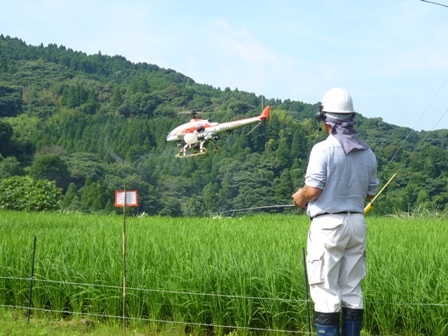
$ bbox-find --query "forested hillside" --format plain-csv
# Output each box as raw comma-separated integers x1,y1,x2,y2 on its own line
0,35,447,216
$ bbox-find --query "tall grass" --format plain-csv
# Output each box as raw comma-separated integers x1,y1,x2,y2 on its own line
0,211,310,334
363,217,448,335
1,210,448,335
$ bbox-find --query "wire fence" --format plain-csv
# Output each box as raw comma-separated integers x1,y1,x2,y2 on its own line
2,274,448,335
3,221,448,336
0,275,312,335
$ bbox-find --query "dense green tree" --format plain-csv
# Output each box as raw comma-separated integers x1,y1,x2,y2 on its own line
119,92,160,117
423,157,437,178
0,83,23,116
276,137,290,168
0,55,7,72
182,195,205,216
275,169,294,200
0,155,23,178
144,185,163,215
0,120,14,154
61,182,77,207
203,182,220,212
290,125,308,161
110,86,123,109
79,178,114,212
158,197,182,216
61,83,88,108
29,155,71,191
64,152,107,188
0,120,34,164
82,89,99,114
0,35,447,216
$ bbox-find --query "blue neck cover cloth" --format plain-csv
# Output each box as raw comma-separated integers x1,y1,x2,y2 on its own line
324,116,369,154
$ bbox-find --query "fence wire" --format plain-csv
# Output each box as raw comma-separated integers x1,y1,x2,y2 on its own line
0,274,312,335
2,275,448,308
0,304,313,335
2,274,448,335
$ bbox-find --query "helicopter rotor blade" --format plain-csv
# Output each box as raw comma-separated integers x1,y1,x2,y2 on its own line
176,104,218,115
177,110,203,115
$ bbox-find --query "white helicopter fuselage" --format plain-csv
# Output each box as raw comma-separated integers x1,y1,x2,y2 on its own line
167,106,270,143
166,116,261,142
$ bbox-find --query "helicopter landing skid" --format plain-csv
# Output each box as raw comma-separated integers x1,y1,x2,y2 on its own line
175,141,218,158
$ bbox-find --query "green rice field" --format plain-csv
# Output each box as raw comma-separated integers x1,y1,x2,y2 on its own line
1,210,448,335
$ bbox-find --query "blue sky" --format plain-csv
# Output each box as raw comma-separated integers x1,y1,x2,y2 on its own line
2,0,448,131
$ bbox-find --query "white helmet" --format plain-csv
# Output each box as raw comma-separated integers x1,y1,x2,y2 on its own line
321,87,355,114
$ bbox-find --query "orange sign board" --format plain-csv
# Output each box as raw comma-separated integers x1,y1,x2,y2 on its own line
115,190,138,207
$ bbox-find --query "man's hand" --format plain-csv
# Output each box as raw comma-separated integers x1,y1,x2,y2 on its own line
292,185,322,208
292,188,307,208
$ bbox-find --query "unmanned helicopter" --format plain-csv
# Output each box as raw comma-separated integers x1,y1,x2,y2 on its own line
167,105,271,158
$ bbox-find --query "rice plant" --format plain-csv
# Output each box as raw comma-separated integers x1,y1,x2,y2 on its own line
1,210,448,335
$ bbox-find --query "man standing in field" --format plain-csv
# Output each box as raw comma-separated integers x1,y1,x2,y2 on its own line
292,88,379,336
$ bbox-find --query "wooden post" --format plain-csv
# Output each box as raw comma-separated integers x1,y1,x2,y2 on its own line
122,184,127,330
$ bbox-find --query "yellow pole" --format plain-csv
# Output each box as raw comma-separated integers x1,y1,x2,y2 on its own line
364,173,397,215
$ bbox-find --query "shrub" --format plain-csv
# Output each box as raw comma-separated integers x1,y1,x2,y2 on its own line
0,176,61,211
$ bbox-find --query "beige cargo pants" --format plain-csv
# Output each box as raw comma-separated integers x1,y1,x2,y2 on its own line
306,212,367,313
